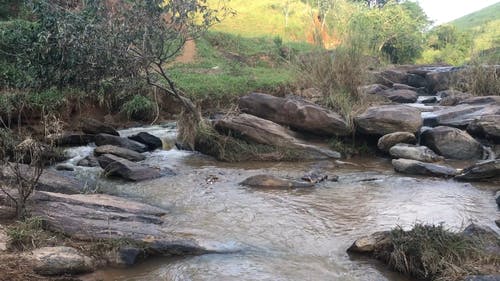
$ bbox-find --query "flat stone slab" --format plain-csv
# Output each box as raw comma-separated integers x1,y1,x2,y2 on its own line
240,174,314,189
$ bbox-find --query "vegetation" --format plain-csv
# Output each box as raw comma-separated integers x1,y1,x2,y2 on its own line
375,224,500,281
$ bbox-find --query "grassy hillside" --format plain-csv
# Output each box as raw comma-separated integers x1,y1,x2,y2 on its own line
450,2,500,31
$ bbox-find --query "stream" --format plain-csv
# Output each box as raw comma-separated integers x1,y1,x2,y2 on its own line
60,125,498,281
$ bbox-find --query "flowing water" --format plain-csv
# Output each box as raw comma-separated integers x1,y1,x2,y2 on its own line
60,126,499,281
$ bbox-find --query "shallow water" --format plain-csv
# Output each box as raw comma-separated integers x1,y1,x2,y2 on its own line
64,126,499,281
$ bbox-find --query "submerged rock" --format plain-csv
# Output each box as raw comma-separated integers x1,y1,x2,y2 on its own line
77,155,100,167
241,174,314,189
455,160,500,181
392,159,457,177
29,246,94,276
95,133,148,153
55,164,75,171
377,132,417,152
421,126,484,160
355,105,422,135
94,145,145,162
80,118,119,136
128,132,163,151
30,192,231,260
389,144,443,162
97,154,162,181
347,231,391,253
239,92,351,136
214,114,341,160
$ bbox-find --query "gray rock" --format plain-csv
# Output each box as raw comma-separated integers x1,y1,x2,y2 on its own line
29,246,94,276
392,159,457,177
389,144,443,162
359,84,388,95
496,191,500,207
97,154,161,181
355,105,423,135
407,73,427,88
375,69,408,86
421,126,484,160
437,90,471,106
107,247,143,266
240,174,314,189
0,226,10,251
1,164,84,194
459,96,500,105
377,132,417,152
239,93,351,137
378,89,418,103
95,133,148,153
462,223,500,255
94,145,145,162
76,155,100,167
128,132,163,151
55,164,75,171
467,115,500,142
464,275,500,281
423,104,500,128
29,192,232,258
455,160,500,181
48,133,96,146
80,118,119,136
347,231,391,253
213,114,341,160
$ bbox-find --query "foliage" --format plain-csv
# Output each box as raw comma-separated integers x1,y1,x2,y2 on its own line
5,216,50,250
120,95,155,121
419,24,473,65
377,224,500,281
457,63,500,96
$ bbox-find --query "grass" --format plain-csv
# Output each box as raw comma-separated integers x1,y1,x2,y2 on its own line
375,224,500,281
169,32,316,106
450,2,500,32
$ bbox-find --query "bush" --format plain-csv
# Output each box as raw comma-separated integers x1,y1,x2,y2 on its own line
120,95,155,121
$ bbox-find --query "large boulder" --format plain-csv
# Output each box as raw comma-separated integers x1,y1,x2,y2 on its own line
29,192,233,259
377,132,417,152
214,114,341,160
29,246,94,276
389,144,443,162
238,93,351,136
94,145,145,162
95,133,148,153
240,174,314,189
421,126,484,160
467,115,500,142
437,90,471,106
459,96,500,106
128,132,163,151
355,105,422,135
425,67,463,94
375,69,408,86
76,155,100,167
392,159,457,177
423,104,500,128
347,231,391,253
97,154,162,181
378,89,418,103
48,133,96,146
80,118,119,136
455,160,500,181
1,164,84,194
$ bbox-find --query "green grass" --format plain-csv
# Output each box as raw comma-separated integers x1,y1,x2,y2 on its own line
169,32,316,104
450,2,500,31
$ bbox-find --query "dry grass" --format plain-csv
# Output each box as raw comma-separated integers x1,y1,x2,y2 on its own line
453,63,500,96
376,224,500,281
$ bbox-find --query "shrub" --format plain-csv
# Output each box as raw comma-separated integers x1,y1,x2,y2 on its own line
120,95,155,121
462,63,500,96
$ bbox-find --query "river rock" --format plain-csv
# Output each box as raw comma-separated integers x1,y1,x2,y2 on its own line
214,114,341,160
389,144,443,162
423,104,500,128
378,89,418,103
455,160,500,181
347,231,391,253
94,145,145,162
30,191,231,259
95,133,148,153
80,118,119,136
241,175,314,188
128,132,163,151
421,126,483,160
407,73,427,88
1,164,84,194
425,68,463,94
467,115,500,142
55,163,75,171
77,155,100,167
355,105,422,135
459,96,500,106
48,133,96,146
97,154,161,181
359,84,388,95
377,132,417,152
29,246,94,276
375,69,408,86
392,159,457,177
462,223,500,255
438,90,471,106
496,191,500,207
239,93,351,136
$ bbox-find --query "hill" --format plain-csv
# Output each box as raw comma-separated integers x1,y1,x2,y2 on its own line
450,2,500,31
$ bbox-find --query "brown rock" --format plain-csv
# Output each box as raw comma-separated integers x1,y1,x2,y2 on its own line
355,105,423,135
421,126,484,160
377,132,417,152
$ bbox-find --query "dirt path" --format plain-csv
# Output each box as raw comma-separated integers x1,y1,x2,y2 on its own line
174,40,197,64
